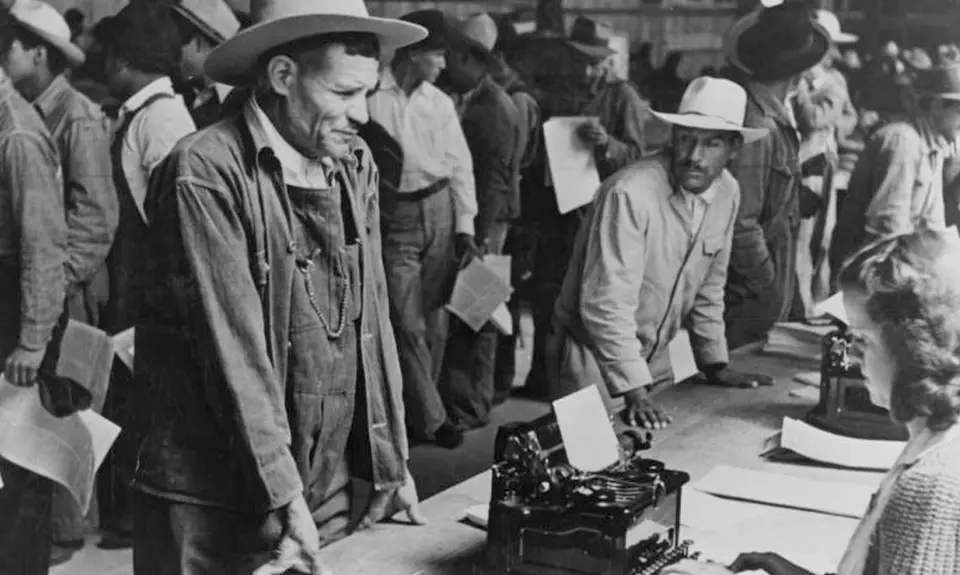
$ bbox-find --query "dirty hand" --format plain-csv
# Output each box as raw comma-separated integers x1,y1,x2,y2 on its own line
4,346,45,387
357,467,428,531
729,552,815,575
621,388,672,430
577,119,609,147
254,495,329,575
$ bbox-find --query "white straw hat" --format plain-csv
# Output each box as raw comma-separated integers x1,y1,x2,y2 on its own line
814,10,858,44
205,0,427,86
649,77,768,143
10,0,85,67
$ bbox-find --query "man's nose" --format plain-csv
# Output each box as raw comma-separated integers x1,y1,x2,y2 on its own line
350,98,370,126
688,142,706,162
438,55,447,71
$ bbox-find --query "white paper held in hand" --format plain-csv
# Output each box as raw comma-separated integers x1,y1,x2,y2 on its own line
543,117,601,214
552,386,620,472
668,329,698,383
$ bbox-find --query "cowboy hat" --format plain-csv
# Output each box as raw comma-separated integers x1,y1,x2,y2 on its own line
814,10,857,44
650,76,768,144
723,2,830,81
9,0,85,67
914,65,960,101
462,13,497,52
205,0,428,86
171,0,241,45
568,16,615,62
397,10,451,53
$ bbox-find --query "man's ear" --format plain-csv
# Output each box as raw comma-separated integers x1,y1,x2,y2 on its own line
265,54,298,97
727,135,744,164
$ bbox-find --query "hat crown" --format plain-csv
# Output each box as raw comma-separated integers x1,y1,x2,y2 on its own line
251,0,371,24
570,16,610,48
11,0,71,44
814,9,842,38
916,65,960,97
676,77,747,127
463,13,497,51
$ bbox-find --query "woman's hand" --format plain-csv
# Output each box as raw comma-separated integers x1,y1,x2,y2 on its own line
729,552,816,575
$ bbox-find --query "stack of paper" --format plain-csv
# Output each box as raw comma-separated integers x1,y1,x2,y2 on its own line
763,322,833,361
764,418,904,470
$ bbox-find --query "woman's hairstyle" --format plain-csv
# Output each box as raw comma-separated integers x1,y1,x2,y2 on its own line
838,228,960,431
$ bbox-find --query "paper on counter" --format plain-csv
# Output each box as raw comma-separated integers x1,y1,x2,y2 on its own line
781,417,903,470
446,258,512,332
464,503,489,528
812,292,848,325
680,490,769,532
789,386,820,401
0,378,119,513
668,329,699,383
793,371,820,387
553,386,620,472
543,117,601,214
113,327,135,372
692,465,876,519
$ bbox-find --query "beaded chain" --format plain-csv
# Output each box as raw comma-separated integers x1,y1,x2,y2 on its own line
297,257,348,339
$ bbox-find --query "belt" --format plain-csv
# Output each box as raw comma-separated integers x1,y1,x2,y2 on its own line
397,178,450,202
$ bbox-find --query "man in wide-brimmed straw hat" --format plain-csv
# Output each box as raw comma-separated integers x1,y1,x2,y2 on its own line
548,77,772,432
831,65,960,284
721,1,830,353
133,1,429,573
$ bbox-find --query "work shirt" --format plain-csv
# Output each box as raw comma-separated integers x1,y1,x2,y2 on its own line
117,76,195,222
33,74,117,287
553,153,738,396
133,96,408,512
831,119,952,271
368,69,477,234
0,75,66,352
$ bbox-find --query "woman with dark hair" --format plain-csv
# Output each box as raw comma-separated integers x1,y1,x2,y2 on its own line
666,227,960,575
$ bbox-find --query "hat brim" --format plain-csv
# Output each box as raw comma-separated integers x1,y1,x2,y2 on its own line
568,40,615,62
16,21,85,67
650,110,768,144
205,14,427,86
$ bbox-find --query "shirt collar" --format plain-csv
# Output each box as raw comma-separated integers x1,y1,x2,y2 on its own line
213,82,233,103
914,116,955,158
33,74,70,118
245,95,334,187
121,76,175,115
680,185,717,206
746,81,794,128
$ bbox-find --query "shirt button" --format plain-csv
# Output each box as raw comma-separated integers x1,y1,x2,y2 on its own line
362,332,374,341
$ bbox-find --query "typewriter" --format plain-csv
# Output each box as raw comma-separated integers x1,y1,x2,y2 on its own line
806,325,908,441
480,413,694,575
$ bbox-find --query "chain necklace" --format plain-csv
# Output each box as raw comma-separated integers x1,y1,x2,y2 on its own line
297,256,348,339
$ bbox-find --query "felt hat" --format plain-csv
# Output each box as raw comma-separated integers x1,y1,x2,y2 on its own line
462,13,497,52
397,10,452,53
814,10,857,44
10,0,85,67
567,16,615,62
171,0,241,45
649,76,768,144
446,14,498,63
723,2,830,82
914,65,960,101
205,0,428,86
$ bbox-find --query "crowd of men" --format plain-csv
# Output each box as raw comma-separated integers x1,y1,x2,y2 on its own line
1,0,960,573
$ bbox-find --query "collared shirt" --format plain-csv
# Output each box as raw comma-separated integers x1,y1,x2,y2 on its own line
368,68,478,234
248,97,331,188
34,74,118,287
679,185,716,236
118,76,196,222
553,153,739,396
0,74,66,351
193,82,233,112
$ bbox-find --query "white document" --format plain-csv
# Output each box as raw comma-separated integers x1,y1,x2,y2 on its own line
680,490,769,532
113,327,135,371
0,378,120,513
543,117,601,214
464,503,489,528
781,417,904,471
552,386,620,472
692,465,876,519
668,329,699,383
789,386,820,401
812,292,848,325
446,258,512,332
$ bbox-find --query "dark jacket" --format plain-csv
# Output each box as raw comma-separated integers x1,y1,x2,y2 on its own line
584,75,648,179
132,100,409,513
460,75,523,241
724,82,802,349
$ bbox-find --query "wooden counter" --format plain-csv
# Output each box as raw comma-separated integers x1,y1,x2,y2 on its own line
319,351,883,575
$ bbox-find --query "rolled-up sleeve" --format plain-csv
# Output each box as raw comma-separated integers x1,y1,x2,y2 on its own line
63,118,118,286
1,131,67,351
686,193,738,367
171,177,302,510
579,185,651,395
